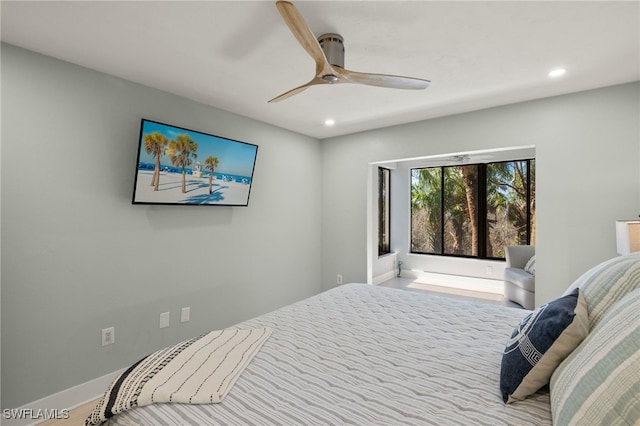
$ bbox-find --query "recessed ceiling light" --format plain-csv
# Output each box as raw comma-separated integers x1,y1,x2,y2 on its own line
548,68,567,78
324,119,335,126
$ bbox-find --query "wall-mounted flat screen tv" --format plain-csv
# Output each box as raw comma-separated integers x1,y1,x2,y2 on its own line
132,119,258,206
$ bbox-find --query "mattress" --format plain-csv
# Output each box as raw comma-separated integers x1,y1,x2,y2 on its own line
107,284,552,425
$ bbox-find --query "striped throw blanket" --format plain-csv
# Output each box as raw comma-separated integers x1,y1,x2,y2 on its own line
85,328,272,425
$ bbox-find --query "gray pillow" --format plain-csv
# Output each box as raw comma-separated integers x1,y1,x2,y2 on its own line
524,255,536,276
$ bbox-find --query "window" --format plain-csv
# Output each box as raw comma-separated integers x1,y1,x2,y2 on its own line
444,165,478,256
486,160,536,258
411,159,535,259
378,167,391,256
410,167,442,253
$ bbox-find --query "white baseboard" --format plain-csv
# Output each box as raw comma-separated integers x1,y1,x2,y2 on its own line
372,269,397,285
2,369,124,426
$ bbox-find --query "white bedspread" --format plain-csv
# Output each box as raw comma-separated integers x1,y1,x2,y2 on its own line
109,284,552,425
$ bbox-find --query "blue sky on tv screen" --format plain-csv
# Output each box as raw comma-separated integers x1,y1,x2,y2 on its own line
138,120,258,177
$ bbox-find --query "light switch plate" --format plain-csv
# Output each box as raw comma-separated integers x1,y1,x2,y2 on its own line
181,307,190,323
159,312,170,329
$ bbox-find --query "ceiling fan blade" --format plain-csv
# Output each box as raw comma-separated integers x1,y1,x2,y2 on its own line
271,1,431,102
268,78,326,103
339,68,430,90
276,1,330,74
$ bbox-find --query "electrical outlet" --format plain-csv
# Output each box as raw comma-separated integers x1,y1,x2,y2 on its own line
337,274,343,285
181,307,190,323
159,312,170,329
101,327,115,346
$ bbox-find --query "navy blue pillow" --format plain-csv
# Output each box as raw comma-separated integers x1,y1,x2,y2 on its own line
500,288,588,403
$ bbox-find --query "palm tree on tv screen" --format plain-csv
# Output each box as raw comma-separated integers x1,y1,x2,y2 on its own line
168,134,198,193
143,132,168,191
204,156,219,195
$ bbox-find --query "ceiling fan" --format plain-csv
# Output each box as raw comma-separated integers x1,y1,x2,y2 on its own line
269,0,431,103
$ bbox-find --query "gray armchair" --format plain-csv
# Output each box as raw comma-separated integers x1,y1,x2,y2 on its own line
504,245,535,309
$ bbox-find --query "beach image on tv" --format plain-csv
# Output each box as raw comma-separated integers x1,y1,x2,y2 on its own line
132,119,258,206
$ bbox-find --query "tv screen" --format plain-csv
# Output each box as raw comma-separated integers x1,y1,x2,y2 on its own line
132,119,258,206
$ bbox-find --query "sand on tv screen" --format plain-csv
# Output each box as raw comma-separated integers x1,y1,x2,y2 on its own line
132,119,258,206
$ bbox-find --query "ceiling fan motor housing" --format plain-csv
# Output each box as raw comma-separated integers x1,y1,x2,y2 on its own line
318,33,345,68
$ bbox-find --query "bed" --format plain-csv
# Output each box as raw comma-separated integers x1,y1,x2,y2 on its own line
89,254,640,425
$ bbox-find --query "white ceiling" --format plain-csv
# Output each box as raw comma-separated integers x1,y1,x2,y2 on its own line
2,1,639,139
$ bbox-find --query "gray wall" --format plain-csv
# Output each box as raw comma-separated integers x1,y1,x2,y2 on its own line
1,44,322,408
321,83,640,305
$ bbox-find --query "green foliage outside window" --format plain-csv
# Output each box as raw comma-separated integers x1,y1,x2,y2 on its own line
411,160,535,259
